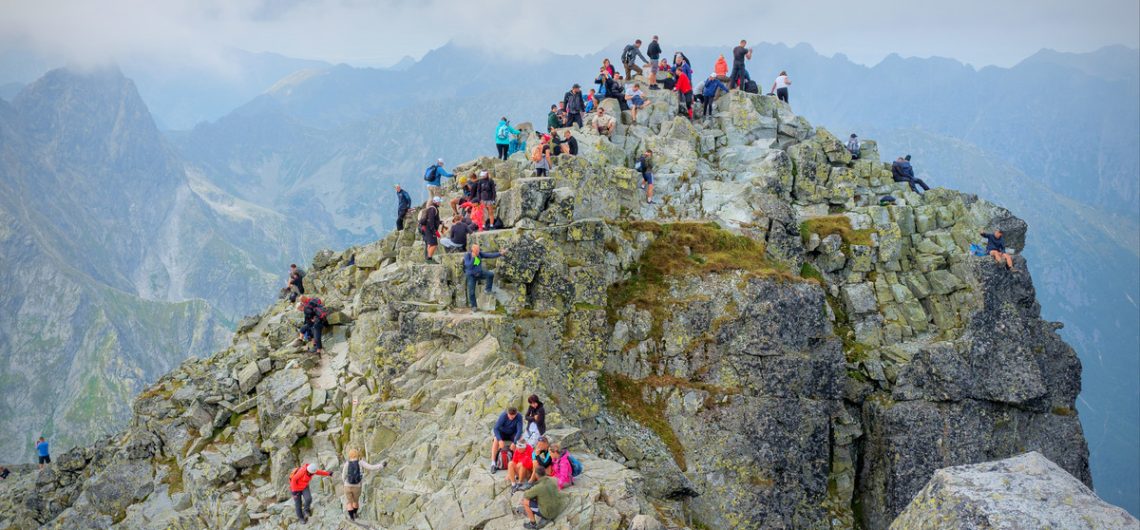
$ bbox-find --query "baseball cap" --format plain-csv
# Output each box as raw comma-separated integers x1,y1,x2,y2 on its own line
478,170,488,177
437,158,444,164
306,463,318,473
432,196,442,204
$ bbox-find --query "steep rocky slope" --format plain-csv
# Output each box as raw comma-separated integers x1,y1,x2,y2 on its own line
0,90,1093,529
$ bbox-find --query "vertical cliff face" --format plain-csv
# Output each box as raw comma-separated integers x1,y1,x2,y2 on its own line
0,89,1092,529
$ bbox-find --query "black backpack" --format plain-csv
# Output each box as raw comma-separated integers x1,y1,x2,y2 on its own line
744,80,759,94
346,461,362,485
622,46,636,65
306,298,329,321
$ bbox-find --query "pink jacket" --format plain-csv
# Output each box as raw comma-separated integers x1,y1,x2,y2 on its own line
550,452,573,489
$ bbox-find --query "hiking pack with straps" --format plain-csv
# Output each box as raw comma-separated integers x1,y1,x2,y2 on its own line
622,46,637,65
305,298,328,321
423,164,440,182
567,453,583,476
346,461,362,485
496,123,509,141
634,157,645,172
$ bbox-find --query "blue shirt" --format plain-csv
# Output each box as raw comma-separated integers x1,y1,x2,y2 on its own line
463,251,501,277
36,441,49,457
493,412,523,441
426,165,455,186
703,79,729,98
981,233,1006,253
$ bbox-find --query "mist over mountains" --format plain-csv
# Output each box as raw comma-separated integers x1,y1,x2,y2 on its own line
1,41,1137,515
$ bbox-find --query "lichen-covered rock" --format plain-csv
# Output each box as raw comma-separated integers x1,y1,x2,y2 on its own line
890,452,1138,529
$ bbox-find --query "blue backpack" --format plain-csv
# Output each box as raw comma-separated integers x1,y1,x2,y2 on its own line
567,454,583,477
423,165,440,182
970,243,986,257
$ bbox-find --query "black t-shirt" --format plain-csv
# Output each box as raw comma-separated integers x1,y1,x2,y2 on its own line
733,46,748,64
449,222,474,248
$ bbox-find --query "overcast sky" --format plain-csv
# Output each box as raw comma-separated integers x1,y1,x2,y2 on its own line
2,0,1138,70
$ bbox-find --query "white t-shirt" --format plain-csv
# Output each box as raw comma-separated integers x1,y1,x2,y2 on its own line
774,75,790,89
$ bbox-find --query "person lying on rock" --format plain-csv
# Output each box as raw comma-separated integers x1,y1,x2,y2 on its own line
491,407,523,473
465,243,507,312
520,465,565,529
980,229,1017,272
590,107,616,138
342,448,385,522
290,463,332,524
891,155,930,194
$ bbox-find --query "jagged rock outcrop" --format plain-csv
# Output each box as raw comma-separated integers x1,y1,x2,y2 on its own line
0,85,1098,529
891,452,1138,529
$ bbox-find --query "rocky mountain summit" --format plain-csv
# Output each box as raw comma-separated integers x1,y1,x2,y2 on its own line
0,89,1104,529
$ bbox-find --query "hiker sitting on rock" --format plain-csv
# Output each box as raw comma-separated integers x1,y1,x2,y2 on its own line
546,105,562,133
624,83,649,125
520,465,565,529
590,107,616,138
527,439,554,486
980,229,1017,272
548,443,573,489
290,463,332,524
284,263,305,303
584,89,597,113
508,423,542,492
553,129,578,156
450,175,478,216
297,296,329,355
465,243,506,312
891,155,930,194
342,448,385,522
491,407,524,473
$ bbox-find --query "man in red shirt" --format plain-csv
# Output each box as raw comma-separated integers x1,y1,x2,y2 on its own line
290,463,332,524
674,70,693,120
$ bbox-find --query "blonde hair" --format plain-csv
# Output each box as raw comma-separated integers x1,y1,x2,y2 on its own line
347,448,360,460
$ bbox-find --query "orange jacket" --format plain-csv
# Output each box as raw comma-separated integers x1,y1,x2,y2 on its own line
715,56,728,77
290,465,331,492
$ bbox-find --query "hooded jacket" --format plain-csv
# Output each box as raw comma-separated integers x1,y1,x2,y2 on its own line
495,120,520,145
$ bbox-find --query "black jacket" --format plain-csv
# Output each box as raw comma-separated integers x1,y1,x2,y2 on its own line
563,91,584,114
647,40,661,60
563,136,578,155
477,178,497,202
421,205,440,234
449,221,475,249
396,189,412,210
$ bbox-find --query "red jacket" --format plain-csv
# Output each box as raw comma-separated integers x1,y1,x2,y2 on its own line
290,465,331,492
675,72,692,94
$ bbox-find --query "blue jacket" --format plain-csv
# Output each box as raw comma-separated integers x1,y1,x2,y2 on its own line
426,165,455,186
900,160,915,179
493,411,523,441
981,232,1006,253
36,441,49,457
703,79,728,98
495,120,520,145
396,189,411,210
464,251,501,277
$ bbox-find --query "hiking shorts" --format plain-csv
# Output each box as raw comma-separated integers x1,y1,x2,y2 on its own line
529,498,542,516
482,199,496,206
512,451,534,470
631,95,645,107
38,455,51,464
423,231,439,246
642,172,654,185
343,484,362,506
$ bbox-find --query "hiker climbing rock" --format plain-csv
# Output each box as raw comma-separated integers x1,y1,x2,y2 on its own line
342,449,385,522
423,159,454,201
35,437,50,469
892,155,930,194
494,117,520,160
395,184,412,231
981,229,1017,272
636,149,656,204
621,39,650,81
770,70,791,103
441,214,474,252
283,263,305,303
290,463,332,524
420,197,442,262
701,74,729,120
520,465,564,529
730,40,752,89
674,69,693,120
646,36,662,89
465,243,506,312
490,407,523,472
297,296,329,354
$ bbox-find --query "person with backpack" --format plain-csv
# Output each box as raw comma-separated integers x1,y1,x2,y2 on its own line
672,51,693,82
341,448,385,522
35,437,50,469
395,184,412,231
621,39,649,81
770,70,791,103
423,159,454,201
464,243,506,311
533,135,553,176
847,134,861,160
290,463,332,524
562,85,585,128
525,394,547,435
674,69,693,121
491,407,524,473
646,35,662,90
730,40,753,89
547,443,573,489
495,117,520,160
701,73,729,120
419,196,442,262
980,229,1017,272
298,296,329,354
520,465,565,529
891,155,930,194
635,149,655,204
475,170,498,230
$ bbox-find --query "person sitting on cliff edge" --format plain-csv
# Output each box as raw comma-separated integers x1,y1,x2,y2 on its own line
980,229,1017,272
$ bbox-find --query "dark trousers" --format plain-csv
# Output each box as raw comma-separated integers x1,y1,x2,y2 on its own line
624,62,643,80
729,63,746,88
496,144,509,160
566,112,583,128
702,94,715,117
396,207,408,230
894,176,930,193
466,272,494,308
776,87,789,103
292,487,312,520
301,320,325,350
678,92,692,117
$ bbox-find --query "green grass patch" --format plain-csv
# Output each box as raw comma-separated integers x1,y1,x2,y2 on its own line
800,215,874,247
599,372,687,471
294,435,314,450
799,262,824,283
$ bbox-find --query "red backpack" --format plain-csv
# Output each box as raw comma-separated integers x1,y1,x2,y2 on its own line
305,298,329,321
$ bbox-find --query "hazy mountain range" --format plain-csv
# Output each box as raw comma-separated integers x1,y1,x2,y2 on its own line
1,41,1136,515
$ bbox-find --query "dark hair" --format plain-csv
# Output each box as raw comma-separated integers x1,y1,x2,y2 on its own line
508,407,518,415
535,465,547,477
635,39,641,45
905,154,912,161
290,264,297,268
528,394,541,405
550,105,556,110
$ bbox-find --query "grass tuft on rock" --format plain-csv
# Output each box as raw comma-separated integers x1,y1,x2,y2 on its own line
800,215,874,247
599,372,687,471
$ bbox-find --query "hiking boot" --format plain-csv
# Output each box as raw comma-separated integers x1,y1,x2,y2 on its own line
523,522,539,529
520,481,536,491
535,518,549,529
646,199,655,204
490,462,498,473
649,85,659,90
638,182,646,190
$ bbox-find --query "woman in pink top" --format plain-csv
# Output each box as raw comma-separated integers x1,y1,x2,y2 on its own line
548,443,573,489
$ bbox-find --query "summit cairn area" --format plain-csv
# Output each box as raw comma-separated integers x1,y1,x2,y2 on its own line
0,62,1100,529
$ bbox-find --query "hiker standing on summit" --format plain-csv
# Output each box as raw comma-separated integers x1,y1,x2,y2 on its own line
420,197,443,262
494,117,520,160
622,39,650,81
646,36,662,89
562,84,585,128
395,184,412,231
423,159,454,201
35,437,50,470
730,40,752,89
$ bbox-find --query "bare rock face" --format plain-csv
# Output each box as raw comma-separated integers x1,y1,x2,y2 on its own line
891,452,1139,530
